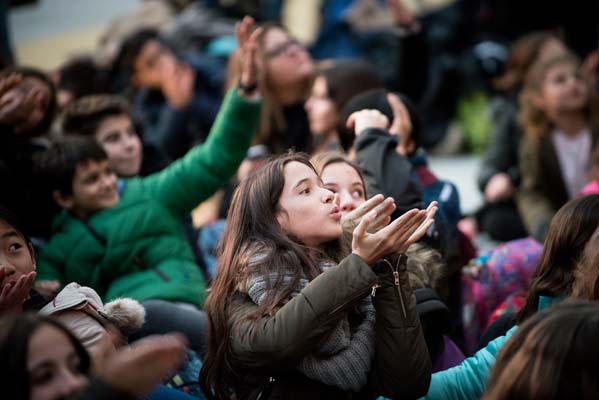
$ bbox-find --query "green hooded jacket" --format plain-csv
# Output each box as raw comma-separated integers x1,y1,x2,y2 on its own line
36,89,261,307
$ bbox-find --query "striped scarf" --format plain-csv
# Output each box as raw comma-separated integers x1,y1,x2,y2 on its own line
245,257,375,391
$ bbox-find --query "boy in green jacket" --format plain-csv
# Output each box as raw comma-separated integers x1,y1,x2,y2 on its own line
34,16,263,353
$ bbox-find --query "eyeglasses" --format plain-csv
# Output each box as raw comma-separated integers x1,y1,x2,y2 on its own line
264,38,304,59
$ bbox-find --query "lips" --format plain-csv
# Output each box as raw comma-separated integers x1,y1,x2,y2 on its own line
329,206,342,220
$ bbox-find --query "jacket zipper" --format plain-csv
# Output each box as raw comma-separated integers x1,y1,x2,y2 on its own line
383,259,407,319
371,283,380,297
329,284,374,316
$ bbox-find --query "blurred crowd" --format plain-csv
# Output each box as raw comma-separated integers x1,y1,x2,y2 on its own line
0,0,598,399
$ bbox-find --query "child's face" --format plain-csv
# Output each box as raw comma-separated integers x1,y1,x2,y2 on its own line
539,62,588,115
58,159,119,219
95,114,142,178
276,161,343,247
28,324,88,400
321,162,366,216
0,220,35,289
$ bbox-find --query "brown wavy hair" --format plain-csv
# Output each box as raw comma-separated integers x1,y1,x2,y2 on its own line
199,152,349,399
571,225,599,301
517,195,599,323
494,31,562,93
484,301,599,400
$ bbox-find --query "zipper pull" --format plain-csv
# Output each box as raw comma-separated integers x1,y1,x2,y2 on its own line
371,283,380,297
393,270,400,287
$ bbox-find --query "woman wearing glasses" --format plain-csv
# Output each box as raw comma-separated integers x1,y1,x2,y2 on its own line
227,17,315,153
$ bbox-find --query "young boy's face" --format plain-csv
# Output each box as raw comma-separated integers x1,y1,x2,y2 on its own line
58,159,120,219
95,114,142,178
0,220,35,289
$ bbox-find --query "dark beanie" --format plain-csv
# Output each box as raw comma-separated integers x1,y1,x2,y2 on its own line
339,89,422,152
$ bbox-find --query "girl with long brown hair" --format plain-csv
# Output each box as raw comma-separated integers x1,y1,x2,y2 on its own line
475,31,568,242
227,21,314,153
484,225,599,399
419,194,599,400
517,52,599,241
200,147,436,399
482,301,599,400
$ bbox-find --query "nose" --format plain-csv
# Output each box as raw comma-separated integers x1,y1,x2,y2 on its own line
124,133,137,151
339,190,356,212
101,171,117,188
0,261,16,276
322,188,334,204
58,370,87,396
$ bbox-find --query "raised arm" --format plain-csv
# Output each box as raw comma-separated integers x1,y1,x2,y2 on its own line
141,18,263,217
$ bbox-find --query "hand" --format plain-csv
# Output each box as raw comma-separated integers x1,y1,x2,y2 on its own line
352,202,437,265
100,333,187,396
34,279,61,298
236,16,262,96
387,93,415,156
0,268,36,313
484,173,515,202
346,109,389,137
160,60,195,109
0,73,32,125
341,194,396,233
386,0,420,31
400,201,438,253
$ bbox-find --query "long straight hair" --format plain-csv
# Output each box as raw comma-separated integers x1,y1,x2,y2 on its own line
571,225,599,301
517,195,599,322
226,23,312,151
200,152,349,399
484,301,599,400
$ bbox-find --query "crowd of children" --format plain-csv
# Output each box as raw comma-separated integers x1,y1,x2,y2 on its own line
0,1,598,399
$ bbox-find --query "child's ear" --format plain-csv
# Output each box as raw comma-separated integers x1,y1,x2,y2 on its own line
275,209,288,232
53,190,74,210
27,242,36,271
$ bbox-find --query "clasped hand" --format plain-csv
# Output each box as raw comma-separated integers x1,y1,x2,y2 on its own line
351,200,438,266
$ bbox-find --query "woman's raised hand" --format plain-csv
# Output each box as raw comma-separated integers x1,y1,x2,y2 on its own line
341,194,396,233
236,16,262,97
352,201,438,266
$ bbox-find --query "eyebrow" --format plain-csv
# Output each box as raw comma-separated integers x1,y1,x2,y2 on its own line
292,178,310,190
1,230,21,240
30,361,53,372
